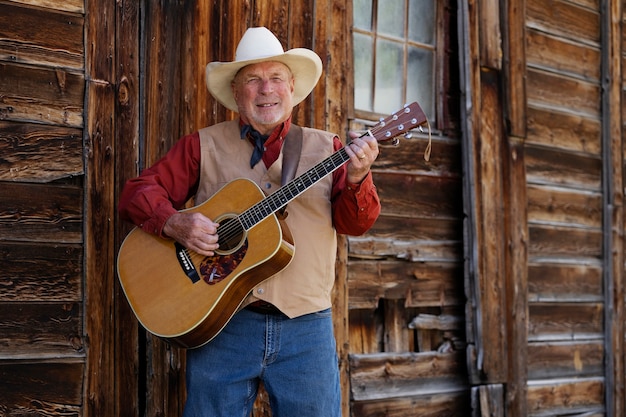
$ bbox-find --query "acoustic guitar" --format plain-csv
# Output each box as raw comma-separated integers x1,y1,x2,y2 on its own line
117,101,428,348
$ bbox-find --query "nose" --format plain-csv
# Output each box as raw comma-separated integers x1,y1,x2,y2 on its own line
259,78,273,94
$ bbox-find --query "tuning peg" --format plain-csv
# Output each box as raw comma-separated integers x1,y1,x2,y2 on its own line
418,126,424,133
404,132,412,139
391,137,400,146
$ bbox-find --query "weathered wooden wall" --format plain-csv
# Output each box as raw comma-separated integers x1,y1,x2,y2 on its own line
3,0,626,416
461,0,625,416
523,0,622,414
0,0,86,415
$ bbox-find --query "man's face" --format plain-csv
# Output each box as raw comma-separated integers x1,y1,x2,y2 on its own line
232,61,295,135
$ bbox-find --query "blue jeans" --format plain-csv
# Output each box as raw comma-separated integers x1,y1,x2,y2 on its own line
183,307,341,417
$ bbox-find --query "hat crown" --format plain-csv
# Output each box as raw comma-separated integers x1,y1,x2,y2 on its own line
235,27,285,62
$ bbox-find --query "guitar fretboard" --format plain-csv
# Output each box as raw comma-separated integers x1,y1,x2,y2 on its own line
239,147,351,230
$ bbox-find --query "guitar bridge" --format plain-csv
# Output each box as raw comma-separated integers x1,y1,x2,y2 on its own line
174,242,201,283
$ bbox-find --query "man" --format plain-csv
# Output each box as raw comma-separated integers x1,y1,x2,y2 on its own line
119,27,380,417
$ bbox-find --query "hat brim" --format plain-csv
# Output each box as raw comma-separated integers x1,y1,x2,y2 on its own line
206,48,322,112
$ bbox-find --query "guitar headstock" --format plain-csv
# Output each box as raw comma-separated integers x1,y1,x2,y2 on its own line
367,102,428,143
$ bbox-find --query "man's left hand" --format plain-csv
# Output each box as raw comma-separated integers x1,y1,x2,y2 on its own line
345,131,380,183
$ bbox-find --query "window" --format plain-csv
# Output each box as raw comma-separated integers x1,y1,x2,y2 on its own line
353,0,444,126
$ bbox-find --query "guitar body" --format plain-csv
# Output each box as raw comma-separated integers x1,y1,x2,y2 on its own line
117,178,294,348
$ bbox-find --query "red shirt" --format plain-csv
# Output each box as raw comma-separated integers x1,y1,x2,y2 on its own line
119,121,381,237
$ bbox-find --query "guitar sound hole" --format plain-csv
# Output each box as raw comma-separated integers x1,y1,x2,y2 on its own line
216,216,246,254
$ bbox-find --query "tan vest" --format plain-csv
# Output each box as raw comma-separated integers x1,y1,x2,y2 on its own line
196,120,337,318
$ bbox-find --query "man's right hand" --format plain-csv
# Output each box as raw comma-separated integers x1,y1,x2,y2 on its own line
163,212,220,256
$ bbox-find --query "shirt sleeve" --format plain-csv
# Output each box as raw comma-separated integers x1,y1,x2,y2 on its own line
118,132,201,237
331,137,381,236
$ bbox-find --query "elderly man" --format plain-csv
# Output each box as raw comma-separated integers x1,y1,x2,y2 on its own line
119,27,380,416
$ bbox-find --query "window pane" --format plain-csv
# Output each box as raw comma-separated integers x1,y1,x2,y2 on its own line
354,33,374,112
407,46,434,121
374,39,403,114
354,0,373,30
408,0,435,44
377,0,405,38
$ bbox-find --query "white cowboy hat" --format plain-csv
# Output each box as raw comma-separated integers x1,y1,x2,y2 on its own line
206,27,323,112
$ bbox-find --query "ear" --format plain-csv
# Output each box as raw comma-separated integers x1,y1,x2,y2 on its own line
231,82,239,103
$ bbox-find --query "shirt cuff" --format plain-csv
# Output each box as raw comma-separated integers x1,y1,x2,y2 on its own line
140,205,178,238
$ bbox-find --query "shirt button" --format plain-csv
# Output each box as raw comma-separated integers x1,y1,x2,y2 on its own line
257,288,264,294
265,183,272,189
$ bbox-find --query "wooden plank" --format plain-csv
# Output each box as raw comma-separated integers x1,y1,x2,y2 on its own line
528,225,602,258
459,0,484,381
471,65,508,383
526,29,601,82
0,361,84,415
604,0,625,414
114,0,143,416
0,121,83,182
527,184,602,227
349,351,468,401
525,144,602,190
528,262,603,302
351,390,470,417
503,137,529,417
5,0,84,13
0,182,82,243
473,384,505,417
0,62,84,127
142,1,185,165
0,0,84,69
527,378,604,415
373,172,462,218
84,0,116,414
0,302,83,358
503,0,527,137
349,308,383,354
526,105,601,155
383,299,411,352
479,0,501,70
527,68,601,118
347,260,463,309
0,242,82,302
526,0,600,45
362,215,462,241
349,234,461,261
373,136,461,175
527,340,604,379
528,302,603,341
179,0,213,133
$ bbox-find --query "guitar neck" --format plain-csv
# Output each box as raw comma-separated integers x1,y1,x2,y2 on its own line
230,101,427,232
239,147,350,230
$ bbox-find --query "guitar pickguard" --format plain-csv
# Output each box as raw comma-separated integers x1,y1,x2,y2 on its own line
198,240,248,285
